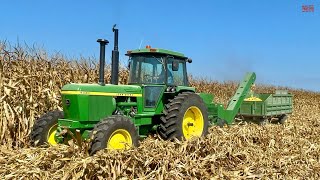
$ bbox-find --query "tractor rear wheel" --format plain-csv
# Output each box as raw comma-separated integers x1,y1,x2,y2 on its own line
158,92,209,140
30,110,64,146
89,115,139,155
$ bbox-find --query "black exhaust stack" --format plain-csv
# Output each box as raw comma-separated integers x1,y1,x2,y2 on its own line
97,39,109,85
111,24,119,85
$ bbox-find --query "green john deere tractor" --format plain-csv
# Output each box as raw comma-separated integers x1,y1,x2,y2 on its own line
30,25,293,155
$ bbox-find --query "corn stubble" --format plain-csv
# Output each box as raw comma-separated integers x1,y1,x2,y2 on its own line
0,43,320,179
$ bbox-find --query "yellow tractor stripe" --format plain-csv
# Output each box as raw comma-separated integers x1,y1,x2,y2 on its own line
61,91,142,97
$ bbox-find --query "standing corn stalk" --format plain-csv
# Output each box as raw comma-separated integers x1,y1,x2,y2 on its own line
0,43,6,146
0,46,3,146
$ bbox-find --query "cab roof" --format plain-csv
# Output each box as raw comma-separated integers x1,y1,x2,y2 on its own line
126,47,187,59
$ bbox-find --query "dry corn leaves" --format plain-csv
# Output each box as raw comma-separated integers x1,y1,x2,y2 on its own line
0,43,320,179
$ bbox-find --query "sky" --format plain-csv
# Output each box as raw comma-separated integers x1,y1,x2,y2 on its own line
0,0,319,91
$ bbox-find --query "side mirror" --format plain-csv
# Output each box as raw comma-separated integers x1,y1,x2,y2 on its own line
172,60,179,71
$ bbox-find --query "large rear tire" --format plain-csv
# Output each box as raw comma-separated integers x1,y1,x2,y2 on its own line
89,115,139,155
158,92,209,140
30,110,64,146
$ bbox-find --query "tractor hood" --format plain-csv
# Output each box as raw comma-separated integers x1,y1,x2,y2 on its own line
60,83,142,122
61,83,142,97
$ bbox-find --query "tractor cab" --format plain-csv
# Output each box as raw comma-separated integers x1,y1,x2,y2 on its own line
126,46,192,108
126,46,191,86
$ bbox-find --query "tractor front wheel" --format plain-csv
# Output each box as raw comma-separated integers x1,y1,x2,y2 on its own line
30,110,64,146
158,92,209,141
89,115,139,155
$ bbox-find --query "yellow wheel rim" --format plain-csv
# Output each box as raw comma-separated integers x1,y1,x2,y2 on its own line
47,124,58,146
182,106,204,140
107,129,132,150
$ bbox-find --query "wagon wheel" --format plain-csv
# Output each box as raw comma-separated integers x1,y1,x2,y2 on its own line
278,114,288,124
258,117,268,126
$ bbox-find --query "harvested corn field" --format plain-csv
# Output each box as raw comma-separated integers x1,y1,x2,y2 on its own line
1,44,320,179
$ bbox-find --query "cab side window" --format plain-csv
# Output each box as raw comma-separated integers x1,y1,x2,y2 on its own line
166,58,186,86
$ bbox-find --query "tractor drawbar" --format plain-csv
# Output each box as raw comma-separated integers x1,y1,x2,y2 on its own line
111,24,119,85
97,39,109,85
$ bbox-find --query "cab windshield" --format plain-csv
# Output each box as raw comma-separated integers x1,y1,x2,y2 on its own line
129,55,166,84
128,55,187,85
